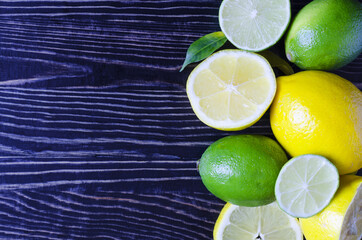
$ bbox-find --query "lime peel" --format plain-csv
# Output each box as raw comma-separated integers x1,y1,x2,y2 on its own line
199,134,288,207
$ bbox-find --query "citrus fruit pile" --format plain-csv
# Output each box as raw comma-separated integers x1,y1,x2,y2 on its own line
181,0,362,239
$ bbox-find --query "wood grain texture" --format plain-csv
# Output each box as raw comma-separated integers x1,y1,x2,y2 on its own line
0,0,361,239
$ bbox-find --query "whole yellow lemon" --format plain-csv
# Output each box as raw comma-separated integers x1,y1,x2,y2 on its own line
299,175,362,240
270,71,362,175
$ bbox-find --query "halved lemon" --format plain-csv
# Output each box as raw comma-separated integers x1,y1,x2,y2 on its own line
219,0,291,51
186,49,276,131
214,202,303,240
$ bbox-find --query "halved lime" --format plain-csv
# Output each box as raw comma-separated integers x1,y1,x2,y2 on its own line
275,154,340,218
219,0,291,51
214,202,303,240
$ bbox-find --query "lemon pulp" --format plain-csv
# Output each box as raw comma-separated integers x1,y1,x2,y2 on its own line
214,202,303,240
187,50,275,131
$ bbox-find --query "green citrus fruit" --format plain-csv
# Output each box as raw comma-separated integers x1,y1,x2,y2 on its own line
275,154,339,218
285,0,362,70
198,134,288,207
219,0,291,52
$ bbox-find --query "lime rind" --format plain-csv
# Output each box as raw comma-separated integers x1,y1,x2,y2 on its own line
275,154,340,218
219,0,291,51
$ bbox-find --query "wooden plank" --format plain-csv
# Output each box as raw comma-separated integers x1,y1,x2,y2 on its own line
0,83,273,157
0,0,360,79
0,81,273,239
0,0,220,73
0,162,223,239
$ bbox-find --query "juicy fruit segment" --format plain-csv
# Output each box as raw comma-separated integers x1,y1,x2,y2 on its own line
214,202,303,240
275,154,339,218
299,175,362,240
198,135,288,207
285,0,362,70
270,70,362,175
187,50,276,131
219,0,291,51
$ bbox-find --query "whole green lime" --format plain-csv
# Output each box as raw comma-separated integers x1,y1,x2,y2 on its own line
285,0,362,70
198,135,288,207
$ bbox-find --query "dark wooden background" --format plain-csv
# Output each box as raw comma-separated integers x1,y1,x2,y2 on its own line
0,0,360,239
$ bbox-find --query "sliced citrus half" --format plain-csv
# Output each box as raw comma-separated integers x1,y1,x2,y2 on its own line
214,202,303,240
275,154,340,218
186,49,276,131
219,0,291,51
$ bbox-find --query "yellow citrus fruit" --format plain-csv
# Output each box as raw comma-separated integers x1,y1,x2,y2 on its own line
299,175,362,240
270,70,362,175
214,201,303,240
186,49,276,131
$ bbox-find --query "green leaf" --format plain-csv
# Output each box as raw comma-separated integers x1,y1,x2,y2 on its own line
258,50,295,76
180,31,227,72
